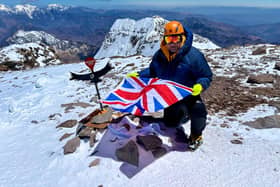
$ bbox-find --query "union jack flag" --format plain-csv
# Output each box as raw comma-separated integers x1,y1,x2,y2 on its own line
102,77,193,116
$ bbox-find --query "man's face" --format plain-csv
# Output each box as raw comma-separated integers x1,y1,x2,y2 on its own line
167,42,181,53
164,34,182,53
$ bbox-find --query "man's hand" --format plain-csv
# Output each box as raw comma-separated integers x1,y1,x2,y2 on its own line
126,72,139,78
192,83,203,96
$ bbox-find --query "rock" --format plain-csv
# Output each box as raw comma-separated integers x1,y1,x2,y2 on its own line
49,113,62,120
56,120,77,128
233,133,239,137
136,135,162,151
252,46,266,55
151,147,167,158
59,133,74,141
275,62,280,71
89,132,97,147
89,158,101,167
220,123,230,128
0,65,9,71
31,120,39,124
243,115,280,129
115,140,139,166
91,107,113,124
230,139,243,144
63,137,80,155
247,74,274,84
78,127,92,139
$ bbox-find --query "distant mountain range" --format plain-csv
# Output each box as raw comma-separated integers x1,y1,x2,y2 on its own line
0,4,278,49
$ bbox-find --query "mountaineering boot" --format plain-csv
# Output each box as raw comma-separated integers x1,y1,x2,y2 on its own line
187,134,203,151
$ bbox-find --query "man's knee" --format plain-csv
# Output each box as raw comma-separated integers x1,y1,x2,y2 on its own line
190,101,207,118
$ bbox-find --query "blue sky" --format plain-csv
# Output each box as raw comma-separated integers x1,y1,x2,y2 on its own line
1,0,280,8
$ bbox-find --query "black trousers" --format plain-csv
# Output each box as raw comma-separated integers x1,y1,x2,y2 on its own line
163,96,207,136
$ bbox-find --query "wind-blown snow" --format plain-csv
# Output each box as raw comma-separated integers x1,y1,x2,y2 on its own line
0,55,279,187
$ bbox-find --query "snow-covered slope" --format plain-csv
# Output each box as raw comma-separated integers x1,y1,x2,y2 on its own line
95,16,220,59
14,4,37,19
0,4,12,12
0,43,280,186
193,33,220,50
5,30,98,65
95,16,166,58
0,43,60,71
7,30,71,49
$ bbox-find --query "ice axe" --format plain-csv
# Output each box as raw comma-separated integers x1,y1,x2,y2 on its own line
85,57,103,110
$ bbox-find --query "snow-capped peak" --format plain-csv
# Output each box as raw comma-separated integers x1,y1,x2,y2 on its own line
95,16,220,59
47,4,69,11
0,4,12,12
95,16,167,58
14,4,37,19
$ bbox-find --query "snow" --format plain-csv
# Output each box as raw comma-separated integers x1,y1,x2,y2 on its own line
0,55,280,187
14,4,37,19
47,4,69,11
95,16,220,59
0,4,12,12
193,34,220,50
0,42,60,68
209,44,280,78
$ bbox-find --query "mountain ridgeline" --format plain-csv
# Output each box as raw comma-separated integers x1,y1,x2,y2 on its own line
0,4,274,49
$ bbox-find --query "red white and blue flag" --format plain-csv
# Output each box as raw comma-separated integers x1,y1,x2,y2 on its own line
102,77,193,116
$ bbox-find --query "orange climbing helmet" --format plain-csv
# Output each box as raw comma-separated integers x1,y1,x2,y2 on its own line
164,21,185,36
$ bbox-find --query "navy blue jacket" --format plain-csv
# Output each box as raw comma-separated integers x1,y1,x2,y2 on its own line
140,27,213,90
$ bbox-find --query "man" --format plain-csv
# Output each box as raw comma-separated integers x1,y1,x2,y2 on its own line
128,21,213,151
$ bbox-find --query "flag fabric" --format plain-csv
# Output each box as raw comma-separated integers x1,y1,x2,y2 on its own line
102,77,193,116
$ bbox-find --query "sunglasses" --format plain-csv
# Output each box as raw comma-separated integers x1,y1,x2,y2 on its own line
164,35,182,44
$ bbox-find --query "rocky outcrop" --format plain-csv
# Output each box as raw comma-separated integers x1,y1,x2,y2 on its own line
7,30,97,64
0,43,60,71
